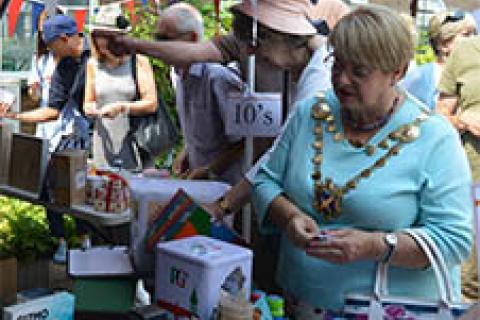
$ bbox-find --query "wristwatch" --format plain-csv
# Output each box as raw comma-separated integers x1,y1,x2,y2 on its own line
381,233,398,263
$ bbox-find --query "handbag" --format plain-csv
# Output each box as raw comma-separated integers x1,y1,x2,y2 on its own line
344,229,471,319
129,54,179,163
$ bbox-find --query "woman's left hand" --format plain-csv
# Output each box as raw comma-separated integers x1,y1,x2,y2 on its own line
305,229,381,264
101,102,128,118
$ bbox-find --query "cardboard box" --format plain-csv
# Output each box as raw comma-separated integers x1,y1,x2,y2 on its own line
50,149,87,206
3,291,74,320
0,123,13,185
155,236,252,320
8,133,48,195
129,178,231,274
68,247,136,313
0,257,17,306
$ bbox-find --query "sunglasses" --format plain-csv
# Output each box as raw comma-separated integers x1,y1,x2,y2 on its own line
441,10,465,25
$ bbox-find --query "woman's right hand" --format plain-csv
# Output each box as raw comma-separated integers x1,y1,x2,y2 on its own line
285,213,320,248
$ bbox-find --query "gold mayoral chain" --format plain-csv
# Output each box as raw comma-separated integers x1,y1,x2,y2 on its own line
311,92,430,221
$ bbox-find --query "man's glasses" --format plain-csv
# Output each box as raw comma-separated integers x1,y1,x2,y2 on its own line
442,10,465,25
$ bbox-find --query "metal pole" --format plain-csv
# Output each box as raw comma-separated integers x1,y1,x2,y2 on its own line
242,0,257,244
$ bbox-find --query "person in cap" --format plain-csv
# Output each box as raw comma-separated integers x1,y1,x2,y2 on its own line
157,3,245,185
84,3,157,170
401,10,476,110
253,5,472,316
0,14,92,263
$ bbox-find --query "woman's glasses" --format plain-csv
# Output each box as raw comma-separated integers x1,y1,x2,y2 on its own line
441,10,465,25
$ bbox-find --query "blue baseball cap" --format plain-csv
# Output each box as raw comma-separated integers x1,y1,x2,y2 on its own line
42,15,78,45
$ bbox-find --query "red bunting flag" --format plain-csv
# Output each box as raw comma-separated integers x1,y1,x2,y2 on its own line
8,0,25,37
74,8,88,32
123,0,136,26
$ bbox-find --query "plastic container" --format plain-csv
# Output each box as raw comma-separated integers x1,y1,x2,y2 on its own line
155,236,252,320
68,247,137,313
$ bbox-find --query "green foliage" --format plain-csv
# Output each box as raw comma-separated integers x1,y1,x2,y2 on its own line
0,196,53,261
414,30,436,65
0,196,82,261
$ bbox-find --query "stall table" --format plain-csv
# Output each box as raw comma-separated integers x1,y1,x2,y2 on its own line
0,184,131,243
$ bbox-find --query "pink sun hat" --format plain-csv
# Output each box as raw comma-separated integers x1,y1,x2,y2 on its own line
231,0,317,36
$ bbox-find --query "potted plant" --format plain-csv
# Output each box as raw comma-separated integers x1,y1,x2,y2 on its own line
0,196,54,292
0,205,17,306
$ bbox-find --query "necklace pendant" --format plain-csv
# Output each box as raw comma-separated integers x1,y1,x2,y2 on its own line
315,188,343,220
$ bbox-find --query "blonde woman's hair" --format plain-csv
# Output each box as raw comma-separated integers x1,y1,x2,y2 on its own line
429,11,477,55
328,4,414,73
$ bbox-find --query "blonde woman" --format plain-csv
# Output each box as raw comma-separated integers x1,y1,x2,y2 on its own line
84,21,157,170
402,10,476,110
253,5,472,317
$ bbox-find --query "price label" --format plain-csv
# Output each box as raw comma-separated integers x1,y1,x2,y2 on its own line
225,92,282,137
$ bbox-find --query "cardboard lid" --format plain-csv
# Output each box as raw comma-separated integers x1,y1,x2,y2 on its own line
129,178,230,203
68,246,135,278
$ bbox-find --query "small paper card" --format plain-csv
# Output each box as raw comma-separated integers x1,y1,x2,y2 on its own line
145,189,243,252
225,92,282,137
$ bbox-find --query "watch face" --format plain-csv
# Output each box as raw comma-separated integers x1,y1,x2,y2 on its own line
386,233,398,246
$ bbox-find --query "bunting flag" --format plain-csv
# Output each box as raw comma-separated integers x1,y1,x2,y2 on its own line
8,0,150,37
73,8,87,32
8,0,24,37
31,0,44,34
122,0,135,26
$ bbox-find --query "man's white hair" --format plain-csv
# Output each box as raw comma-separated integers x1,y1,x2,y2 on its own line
164,3,204,40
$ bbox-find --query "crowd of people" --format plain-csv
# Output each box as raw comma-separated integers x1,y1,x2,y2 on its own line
1,0,480,318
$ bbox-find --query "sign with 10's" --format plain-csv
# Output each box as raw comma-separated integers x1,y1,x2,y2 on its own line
225,92,282,137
